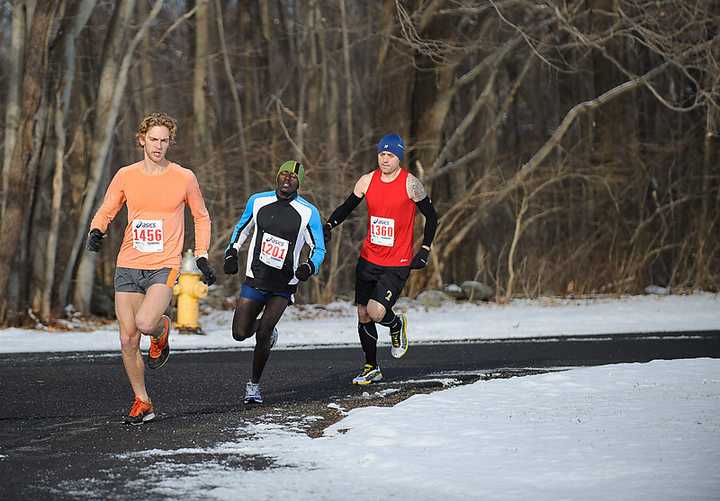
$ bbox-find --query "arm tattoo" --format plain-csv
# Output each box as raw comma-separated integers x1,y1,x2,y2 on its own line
407,175,427,202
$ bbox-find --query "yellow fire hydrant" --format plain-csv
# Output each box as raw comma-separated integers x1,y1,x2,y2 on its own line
173,250,209,334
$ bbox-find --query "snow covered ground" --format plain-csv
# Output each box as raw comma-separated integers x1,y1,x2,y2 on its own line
3,293,719,500
126,358,720,501
1,292,718,353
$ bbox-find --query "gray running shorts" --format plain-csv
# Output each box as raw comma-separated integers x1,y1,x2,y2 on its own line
114,267,178,294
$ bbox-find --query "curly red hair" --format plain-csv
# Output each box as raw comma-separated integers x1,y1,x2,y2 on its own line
136,112,177,147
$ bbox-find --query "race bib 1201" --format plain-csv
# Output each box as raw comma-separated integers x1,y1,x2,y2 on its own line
132,219,164,253
370,216,395,247
259,232,290,269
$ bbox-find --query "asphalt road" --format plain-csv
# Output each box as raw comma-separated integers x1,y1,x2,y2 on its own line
1,331,718,500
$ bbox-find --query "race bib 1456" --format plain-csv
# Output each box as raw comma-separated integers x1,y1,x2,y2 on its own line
132,219,164,253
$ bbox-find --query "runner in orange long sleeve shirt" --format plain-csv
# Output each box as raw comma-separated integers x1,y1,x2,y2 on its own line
87,112,215,425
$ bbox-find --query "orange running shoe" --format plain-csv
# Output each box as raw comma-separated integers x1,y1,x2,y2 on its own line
124,396,155,425
148,314,171,369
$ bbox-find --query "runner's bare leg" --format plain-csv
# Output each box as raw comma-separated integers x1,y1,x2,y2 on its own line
116,292,148,401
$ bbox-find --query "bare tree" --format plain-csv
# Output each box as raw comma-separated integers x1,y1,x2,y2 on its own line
0,0,718,325
39,0,97,322
1,0,26,217
61,0,163,314
0,1,62,323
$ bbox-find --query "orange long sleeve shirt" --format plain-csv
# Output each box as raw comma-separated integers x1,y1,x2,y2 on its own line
90,161,211,270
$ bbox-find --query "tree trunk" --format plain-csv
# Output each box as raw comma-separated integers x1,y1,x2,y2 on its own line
340,0,354,154
29,105,54,316
215,0,250,200
1,0,27,217
404,9,464,296
138,0,155,113
698,47,719,287
373,0,414,138
320,56,343,303
0,1,60,324
42,97,67,321
192,0,211,168
64,0,163,314
41,0,97,322
63,0,136,314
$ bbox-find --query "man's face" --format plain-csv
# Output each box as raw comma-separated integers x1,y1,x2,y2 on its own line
277,170,300,197
377,151,400,174
140,125,171,163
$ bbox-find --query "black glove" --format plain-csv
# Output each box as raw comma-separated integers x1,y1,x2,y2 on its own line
410,247,430,270
86,229,105,252
223,247,239,275
295,261,315,281
196,257,217,285
323,222,333,246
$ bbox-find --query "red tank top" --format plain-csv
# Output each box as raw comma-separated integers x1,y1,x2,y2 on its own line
360,169,416,266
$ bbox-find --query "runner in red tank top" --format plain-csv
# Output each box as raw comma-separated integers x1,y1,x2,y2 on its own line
360,168,416,267
324,134,438,384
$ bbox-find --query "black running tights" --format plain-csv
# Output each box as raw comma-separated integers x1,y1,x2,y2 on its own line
232,295,289,383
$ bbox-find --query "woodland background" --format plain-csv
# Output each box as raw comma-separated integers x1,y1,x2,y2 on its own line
0,0,718,326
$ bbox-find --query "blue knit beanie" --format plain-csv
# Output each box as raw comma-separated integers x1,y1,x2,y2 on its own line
376,134,405,161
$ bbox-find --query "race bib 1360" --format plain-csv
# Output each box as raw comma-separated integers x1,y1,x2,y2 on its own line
370,216,395,247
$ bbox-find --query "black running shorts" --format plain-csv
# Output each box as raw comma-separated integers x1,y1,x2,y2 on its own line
114,267,178,294
354,258,410,310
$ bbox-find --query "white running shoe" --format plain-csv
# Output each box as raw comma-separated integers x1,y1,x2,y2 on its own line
352,364,383,385
390,313,409,359
269,327,279,350
244,382,263,404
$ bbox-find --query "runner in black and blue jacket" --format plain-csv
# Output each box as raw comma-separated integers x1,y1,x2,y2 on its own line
223,160,325,404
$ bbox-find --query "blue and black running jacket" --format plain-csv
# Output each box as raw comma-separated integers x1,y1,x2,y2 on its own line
226,190,326,293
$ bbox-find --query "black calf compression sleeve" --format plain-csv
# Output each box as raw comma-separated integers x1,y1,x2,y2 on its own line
327,193,363,228
415,196,438,248
379,310,402,332
358,322,378,366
